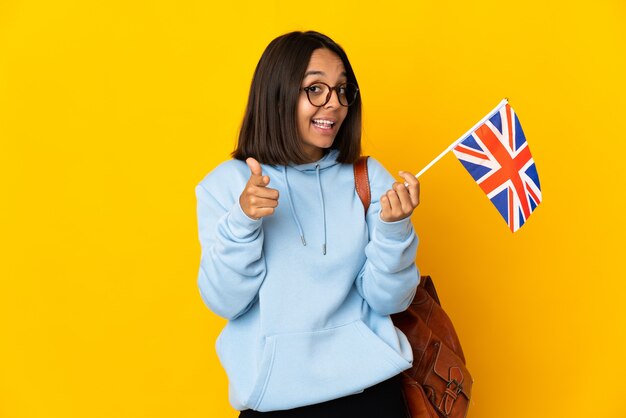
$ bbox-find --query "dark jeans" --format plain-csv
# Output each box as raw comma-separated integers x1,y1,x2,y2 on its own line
238,374,409,418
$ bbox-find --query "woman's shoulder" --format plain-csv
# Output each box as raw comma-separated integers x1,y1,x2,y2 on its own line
200,159,248,181
197,159,249,192
364,156,395,185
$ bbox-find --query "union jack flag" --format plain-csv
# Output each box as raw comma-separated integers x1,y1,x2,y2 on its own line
452,103,541,232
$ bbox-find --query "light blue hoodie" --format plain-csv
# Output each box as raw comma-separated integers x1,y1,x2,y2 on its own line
195,150,419,412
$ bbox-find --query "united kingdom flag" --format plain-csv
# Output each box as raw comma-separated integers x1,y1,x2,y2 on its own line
452,103,541,232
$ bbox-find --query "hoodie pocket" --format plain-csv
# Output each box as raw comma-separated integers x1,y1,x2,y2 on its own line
246,320,411,412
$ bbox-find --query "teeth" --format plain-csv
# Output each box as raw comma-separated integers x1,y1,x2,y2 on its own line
312,119,334,126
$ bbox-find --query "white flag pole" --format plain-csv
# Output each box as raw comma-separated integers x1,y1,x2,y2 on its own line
414,98,509,179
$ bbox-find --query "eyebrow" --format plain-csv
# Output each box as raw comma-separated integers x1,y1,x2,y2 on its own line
303,70,348,78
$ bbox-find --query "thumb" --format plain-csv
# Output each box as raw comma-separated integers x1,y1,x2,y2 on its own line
246,157,263,177
245,157,268,186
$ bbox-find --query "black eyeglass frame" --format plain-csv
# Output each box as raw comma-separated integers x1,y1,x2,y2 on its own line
301,82,359,107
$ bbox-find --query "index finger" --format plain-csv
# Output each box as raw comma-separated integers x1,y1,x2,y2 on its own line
249,174,270,187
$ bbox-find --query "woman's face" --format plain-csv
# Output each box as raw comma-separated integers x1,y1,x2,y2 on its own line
296,48,349,162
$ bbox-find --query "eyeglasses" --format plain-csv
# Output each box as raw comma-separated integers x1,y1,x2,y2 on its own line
301,82,359,107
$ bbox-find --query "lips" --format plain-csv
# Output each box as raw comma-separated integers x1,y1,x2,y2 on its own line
312,118,336,130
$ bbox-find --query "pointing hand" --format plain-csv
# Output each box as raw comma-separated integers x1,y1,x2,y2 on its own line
239,158,280,220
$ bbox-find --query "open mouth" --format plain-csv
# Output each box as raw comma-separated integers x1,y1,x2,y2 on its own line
312,119,335,130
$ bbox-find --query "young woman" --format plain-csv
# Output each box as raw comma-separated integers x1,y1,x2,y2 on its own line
196,31,420,417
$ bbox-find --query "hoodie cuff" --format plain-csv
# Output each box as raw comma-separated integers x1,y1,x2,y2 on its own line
226,201,263,237
375,216,413,241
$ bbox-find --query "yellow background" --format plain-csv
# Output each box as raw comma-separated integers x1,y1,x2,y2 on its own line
2,1,625,417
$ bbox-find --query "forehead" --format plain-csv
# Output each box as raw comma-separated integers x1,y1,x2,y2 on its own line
304,48,346,77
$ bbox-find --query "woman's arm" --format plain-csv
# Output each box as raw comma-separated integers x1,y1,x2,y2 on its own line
195,162,269,320
355,157,420,316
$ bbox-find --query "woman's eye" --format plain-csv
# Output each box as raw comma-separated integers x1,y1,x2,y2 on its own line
307,85,324,95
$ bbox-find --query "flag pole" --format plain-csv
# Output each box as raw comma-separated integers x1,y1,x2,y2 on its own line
414,98,509,179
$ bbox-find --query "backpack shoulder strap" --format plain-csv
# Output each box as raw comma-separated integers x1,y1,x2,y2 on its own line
354,156,371,214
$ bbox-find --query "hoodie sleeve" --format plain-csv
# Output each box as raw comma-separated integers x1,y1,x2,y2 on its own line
355,157,419,316
195,163,266,320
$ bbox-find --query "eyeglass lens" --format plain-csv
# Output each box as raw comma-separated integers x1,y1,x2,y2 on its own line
306,83,358,107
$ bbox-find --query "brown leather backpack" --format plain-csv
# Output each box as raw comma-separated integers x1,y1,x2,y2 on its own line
354,157,473,418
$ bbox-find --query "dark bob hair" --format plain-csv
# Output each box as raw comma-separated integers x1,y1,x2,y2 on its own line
232,31,362,165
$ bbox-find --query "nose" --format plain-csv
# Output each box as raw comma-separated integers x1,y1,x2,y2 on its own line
324,88,341,108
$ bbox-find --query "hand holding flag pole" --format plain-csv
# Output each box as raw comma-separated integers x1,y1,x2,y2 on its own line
408,98,542,232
